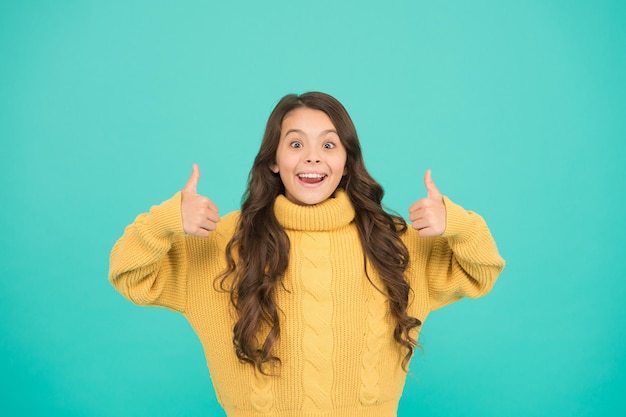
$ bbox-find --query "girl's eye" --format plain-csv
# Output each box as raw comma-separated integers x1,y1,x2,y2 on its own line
323,142,336,149
289,141,303,148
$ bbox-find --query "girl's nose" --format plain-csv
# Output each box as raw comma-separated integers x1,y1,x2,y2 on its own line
305,149,321,163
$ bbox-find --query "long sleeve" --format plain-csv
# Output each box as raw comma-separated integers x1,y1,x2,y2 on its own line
108,192,189,312
405,196,505,312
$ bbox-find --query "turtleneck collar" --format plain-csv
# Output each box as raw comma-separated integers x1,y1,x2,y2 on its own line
273,189,355,231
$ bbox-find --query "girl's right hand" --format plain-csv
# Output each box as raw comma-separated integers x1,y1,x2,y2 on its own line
181,164,220,238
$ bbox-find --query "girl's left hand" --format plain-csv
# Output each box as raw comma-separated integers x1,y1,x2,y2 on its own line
408,170,447,237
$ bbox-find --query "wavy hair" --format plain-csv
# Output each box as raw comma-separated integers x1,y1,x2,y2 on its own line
218,92,421,374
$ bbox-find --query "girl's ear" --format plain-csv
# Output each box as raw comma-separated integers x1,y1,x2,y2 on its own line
270,163,279,173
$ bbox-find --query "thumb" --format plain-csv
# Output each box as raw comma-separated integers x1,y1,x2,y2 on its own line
424,169,442,198
182,163,200,194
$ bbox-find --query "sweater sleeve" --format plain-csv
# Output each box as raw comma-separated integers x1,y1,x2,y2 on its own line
423,196,505,311
108,192,189,313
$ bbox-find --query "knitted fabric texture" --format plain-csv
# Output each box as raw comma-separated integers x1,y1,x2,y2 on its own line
109,190,505,416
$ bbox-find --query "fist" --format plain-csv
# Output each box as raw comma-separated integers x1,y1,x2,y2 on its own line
181,164,220,238
408,170,447,237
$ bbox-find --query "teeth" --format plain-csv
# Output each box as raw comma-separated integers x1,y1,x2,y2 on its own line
298,173,325,178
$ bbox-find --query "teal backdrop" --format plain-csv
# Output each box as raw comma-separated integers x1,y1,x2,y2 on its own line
1,0,624,416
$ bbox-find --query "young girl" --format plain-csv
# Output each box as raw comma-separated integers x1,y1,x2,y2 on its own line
109,92,505,416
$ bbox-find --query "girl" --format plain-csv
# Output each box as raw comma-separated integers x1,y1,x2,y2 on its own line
109,92,505,416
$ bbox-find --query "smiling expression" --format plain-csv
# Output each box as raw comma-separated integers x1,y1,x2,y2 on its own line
271,107,347,205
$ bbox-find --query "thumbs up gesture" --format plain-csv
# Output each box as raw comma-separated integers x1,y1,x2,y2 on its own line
181,164,220,238
408,170,447,237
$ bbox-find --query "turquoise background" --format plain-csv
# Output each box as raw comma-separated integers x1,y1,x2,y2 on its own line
1,0,624,415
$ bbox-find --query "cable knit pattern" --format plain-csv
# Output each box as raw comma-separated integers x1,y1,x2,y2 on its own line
299,232,333,408
359,266,388,405
109,189,505,417
251,374,273,413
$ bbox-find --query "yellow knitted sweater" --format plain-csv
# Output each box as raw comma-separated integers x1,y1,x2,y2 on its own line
109,190,504,417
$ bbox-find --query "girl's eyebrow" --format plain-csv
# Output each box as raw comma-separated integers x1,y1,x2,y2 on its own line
284,129,339,136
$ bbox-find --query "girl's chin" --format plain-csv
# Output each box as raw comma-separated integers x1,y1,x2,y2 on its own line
283,178,342,205
285,190,333,206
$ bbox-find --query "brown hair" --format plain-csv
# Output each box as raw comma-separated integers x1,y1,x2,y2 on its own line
219,92,421,374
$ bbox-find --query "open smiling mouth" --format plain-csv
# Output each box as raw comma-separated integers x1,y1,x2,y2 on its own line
298,173,327,184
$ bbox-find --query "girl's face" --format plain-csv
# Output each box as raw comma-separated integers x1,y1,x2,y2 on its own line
271,107,347,205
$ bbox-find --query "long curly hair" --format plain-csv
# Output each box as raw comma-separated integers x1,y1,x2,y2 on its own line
218,92,421,374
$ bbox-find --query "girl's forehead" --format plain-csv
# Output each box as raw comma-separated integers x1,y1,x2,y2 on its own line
281,108,336,132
